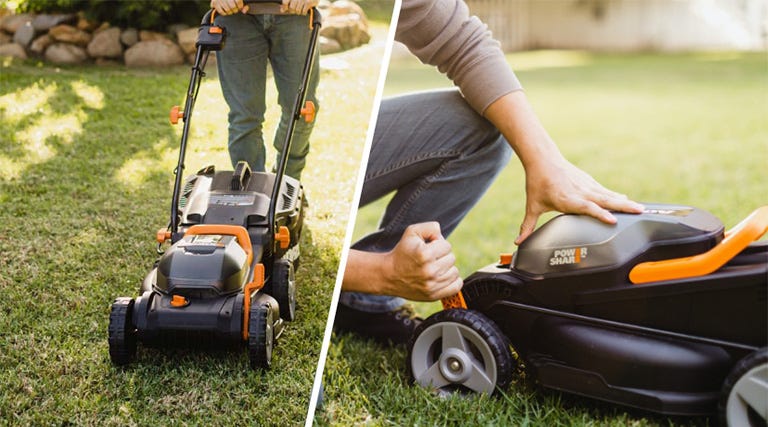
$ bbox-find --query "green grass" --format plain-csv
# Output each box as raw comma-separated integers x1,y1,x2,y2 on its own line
319,51,768,425
0,20,390,425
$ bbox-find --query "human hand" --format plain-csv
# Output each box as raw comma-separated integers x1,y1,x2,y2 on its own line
281,0,318,15
211,0,249,15
379,222,462,301
515,155,644,244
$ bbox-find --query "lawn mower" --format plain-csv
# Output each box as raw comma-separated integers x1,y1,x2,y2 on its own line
407,204,767,426
108,1,322,369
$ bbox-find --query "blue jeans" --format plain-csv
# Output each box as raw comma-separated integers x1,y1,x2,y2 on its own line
215,13,319,180
339,89,513,313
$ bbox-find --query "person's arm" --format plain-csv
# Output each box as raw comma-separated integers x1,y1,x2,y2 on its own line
484,91,644,244
342,222,462,300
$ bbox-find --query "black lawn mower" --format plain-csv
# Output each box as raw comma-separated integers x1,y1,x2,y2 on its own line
108,1,322,369
408,204,768,426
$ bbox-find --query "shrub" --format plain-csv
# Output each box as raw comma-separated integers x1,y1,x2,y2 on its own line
13,0,210,30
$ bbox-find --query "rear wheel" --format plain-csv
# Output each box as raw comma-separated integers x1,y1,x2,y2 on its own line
271,259,296,321
407,309,514,396
719,348,768,427
108,297,137,366
248,303,274,370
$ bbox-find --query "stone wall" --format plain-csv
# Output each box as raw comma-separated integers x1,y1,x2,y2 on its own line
0,0,371,66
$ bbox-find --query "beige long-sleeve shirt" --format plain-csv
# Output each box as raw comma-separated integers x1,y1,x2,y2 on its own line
395,0,523,114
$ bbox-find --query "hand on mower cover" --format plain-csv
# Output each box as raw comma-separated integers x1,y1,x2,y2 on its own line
345,222,463,301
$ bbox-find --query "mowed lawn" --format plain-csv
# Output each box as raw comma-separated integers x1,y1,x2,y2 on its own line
319,51,767,425
0,20,391,425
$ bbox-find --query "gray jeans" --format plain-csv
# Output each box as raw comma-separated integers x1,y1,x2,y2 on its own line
215,13,319,180
339,89,513,313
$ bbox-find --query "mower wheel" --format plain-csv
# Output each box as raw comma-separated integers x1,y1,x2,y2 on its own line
108,297,137,366
719,347,768,427
407,309,514,396
248,302,274,370
272,259,296,322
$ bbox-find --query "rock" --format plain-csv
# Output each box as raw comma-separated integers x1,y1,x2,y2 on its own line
176,27,198,56
87,27,122,58
95,57,120,66
31,13,76,31
45,43,88,64
13,21,36,48
76,12,99,32
329,0,367,22
29,34,53,55
1,14,33,33
319,35,342,54
124,39,184,67
0,43,28,59
139,30,169,42
0,32,11,45
120,28,139,47
320,14,370,50
49,24,92,46
168,23,189,38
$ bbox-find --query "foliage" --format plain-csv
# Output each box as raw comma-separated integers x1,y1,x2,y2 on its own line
14,0,209,30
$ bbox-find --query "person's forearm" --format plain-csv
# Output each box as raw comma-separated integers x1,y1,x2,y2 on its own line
483,90,565,171
342,249,389,295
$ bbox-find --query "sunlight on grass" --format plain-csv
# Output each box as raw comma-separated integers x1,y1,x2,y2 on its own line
0,81,56,122
115,138,178,189
506,50,593,71
71,81,105,110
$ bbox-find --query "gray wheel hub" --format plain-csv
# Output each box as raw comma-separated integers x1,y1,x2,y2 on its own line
411,321,497,395
727,362,768,426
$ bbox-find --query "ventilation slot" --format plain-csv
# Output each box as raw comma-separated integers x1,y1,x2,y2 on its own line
282,183,296,209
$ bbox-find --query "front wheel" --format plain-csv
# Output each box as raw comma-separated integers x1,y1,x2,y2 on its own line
407,309,514,396
271,259,296,322
108,297,137,366
248,303,274,370
719,348,768,427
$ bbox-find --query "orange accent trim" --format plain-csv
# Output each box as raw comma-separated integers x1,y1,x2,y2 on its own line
499,253,513,265
441,292,467,310
300,100,316,123
308,8,314,29
185,224,253,267
208,26,222,34
210,9,217,25
156,228,171,244
575,247,581,263
276,226,291,249
629,206,768,284
242,263,265,341
169,105,183,125
170,295,188,307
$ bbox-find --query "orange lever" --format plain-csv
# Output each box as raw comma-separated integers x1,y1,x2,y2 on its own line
630,206,768,284
300,101,316,123
441,292,467,310
156,228,172,244
275,226,291,249
170,105,184,125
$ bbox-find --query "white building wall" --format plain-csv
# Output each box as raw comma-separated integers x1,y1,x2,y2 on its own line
466,0,768,51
